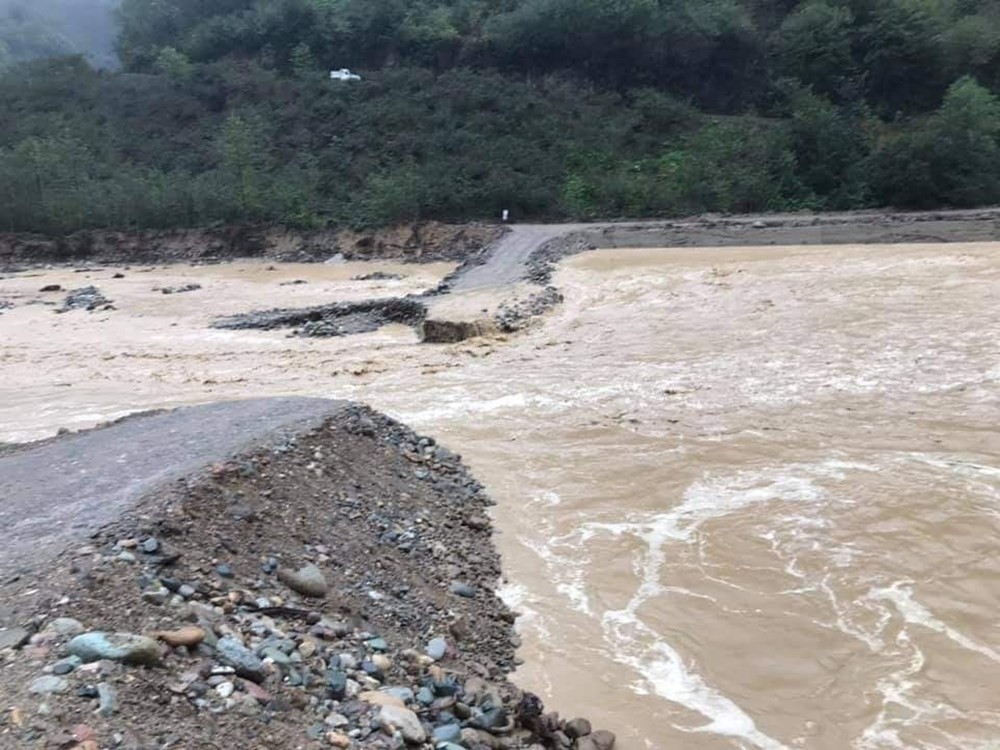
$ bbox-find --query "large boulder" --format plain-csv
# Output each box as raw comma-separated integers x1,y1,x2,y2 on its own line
421,318,497,343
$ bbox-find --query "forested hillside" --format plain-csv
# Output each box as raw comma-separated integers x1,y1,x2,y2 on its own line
3,0,1000,234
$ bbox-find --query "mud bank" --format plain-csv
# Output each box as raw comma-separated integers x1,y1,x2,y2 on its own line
0,400,612,750
0,223,501,269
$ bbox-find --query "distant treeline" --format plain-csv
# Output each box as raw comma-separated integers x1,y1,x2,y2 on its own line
3,0,1000,234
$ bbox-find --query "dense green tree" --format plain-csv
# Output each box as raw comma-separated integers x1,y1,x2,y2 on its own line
942,11,1000,90
155,46,193,81
663,119,804,213
0,135,95,232
289,41,317,77
218,114,267,217
482,0,657,78
785,87,872,207
872,77,1000,207
855,0,953,114
771,1,858,100
6,0,1000,234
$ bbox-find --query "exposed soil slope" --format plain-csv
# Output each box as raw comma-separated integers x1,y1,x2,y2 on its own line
0,224,502,268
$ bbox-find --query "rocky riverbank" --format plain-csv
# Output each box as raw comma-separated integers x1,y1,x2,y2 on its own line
0,404,614,750
212,297,428,338
205,270,560,343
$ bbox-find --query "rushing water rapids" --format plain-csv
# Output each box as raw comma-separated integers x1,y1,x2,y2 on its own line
1,243,998,749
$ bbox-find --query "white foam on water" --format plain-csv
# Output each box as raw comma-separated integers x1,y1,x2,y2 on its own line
583,470,827,546
766,514,887,652
525,449,1000,747
659,585,720,604
522,536,593,616
856,630,964,750
496,580,549,639
818,573,886,652
868,582,1000,664
568,463,843,750
399,386,623,427
904,453,1000,500
400,379,658,428
556,581,592,616
536,490,562,507
854,581,1000,749
496,579,528,611
397,392,531,423
613,628,791,750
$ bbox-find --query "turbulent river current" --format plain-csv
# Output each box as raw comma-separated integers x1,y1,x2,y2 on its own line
1,242,998,749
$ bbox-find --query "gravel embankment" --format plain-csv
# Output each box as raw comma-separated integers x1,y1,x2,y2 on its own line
0,401,614,750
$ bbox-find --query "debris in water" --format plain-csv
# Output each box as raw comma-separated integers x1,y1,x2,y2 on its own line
57,286,113,312
158,283,202,295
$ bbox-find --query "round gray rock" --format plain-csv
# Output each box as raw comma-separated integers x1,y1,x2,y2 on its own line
68,632,160,666
97,682,116,716
278,564,328,598
44,617,85,638
565,717,592,738
51,656,81,675
425,637,447,661
30,676,70,694
215,636,267,683
379,705,426,744
382,686,414,704
0,627,29,651
432,724,463,744
449,581,476,598
578,730,616,750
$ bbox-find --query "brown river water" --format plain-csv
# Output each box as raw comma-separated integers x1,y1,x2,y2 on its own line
1,244,999,750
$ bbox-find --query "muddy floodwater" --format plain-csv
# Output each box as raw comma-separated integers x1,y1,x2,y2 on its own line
2,243,999,750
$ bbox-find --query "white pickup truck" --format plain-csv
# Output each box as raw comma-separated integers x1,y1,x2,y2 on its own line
330,68,361,81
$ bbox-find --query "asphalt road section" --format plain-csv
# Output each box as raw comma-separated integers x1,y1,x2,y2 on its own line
0,398,347,587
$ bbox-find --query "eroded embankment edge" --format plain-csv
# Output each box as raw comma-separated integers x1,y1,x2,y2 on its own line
0,399,613,750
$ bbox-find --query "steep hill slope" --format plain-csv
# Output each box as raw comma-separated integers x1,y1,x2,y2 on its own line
4,0,1000,234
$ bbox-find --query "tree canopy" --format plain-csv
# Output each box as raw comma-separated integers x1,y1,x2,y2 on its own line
4,0,1000,233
